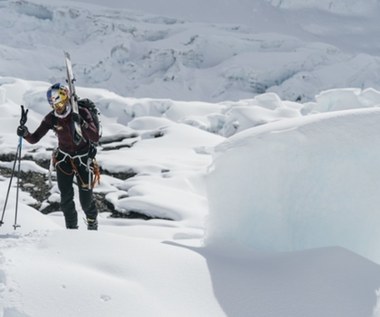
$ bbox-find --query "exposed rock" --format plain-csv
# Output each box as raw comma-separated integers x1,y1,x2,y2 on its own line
0,153,172,221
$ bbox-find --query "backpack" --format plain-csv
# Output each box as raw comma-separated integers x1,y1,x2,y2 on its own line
51,98,102,144
77,98,102,143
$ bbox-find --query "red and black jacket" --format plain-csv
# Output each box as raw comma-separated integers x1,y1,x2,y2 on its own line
25,106,99,155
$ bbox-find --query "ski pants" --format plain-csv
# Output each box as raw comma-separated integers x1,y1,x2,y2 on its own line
55,149,98,229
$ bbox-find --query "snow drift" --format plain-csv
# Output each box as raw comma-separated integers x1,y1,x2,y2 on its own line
2,77,380,317
206,106,380,263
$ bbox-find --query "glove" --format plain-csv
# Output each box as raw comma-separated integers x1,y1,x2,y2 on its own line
20,105,28,126
72,112,89,128
17,125,29,137
72,112,83,124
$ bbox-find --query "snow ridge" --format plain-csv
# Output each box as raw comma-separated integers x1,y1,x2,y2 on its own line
1,0,380,102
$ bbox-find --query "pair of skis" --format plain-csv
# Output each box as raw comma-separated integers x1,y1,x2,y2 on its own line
64,51,83,145
64,52,96,188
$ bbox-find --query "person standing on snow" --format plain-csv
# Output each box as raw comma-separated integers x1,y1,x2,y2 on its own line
16,83,100,230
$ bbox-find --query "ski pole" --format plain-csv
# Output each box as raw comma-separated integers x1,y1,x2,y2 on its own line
0,141,20,226
13,136,23,229
12,105,28,229
1,105,28,229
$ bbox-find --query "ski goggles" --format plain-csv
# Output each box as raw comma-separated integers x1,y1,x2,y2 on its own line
52,100,67,112
49,89,69,111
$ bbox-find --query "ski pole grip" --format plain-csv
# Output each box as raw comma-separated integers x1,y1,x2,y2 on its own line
19,105,28,126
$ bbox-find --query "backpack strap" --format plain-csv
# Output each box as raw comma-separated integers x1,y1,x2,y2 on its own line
50,111,58,132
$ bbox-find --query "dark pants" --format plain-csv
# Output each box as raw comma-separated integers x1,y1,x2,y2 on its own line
55,151,97,229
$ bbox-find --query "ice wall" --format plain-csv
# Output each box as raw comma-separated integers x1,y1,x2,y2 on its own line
206,105,380,263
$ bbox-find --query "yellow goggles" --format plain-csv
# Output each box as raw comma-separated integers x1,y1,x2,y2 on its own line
53,100,67,112
50,89,68,111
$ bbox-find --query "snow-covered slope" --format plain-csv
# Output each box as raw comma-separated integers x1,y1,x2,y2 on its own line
264,0,377,15
2,79,380,316
1,0,380,102
2,0,380,316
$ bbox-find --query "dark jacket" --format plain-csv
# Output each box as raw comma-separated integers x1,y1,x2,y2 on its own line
25,105,99,155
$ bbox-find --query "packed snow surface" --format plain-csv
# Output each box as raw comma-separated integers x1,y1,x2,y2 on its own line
1,78,380,316
2,0,380,316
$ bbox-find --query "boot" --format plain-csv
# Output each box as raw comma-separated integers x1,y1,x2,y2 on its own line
64,209,78,230
65,218,78,230
66,225,79,229
87,218,98,231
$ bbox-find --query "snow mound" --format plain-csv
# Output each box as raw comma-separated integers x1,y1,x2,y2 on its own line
206,107,380,264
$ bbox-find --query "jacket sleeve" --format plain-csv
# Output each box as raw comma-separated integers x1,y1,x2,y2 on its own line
79,108,100,144
24,113,53,144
